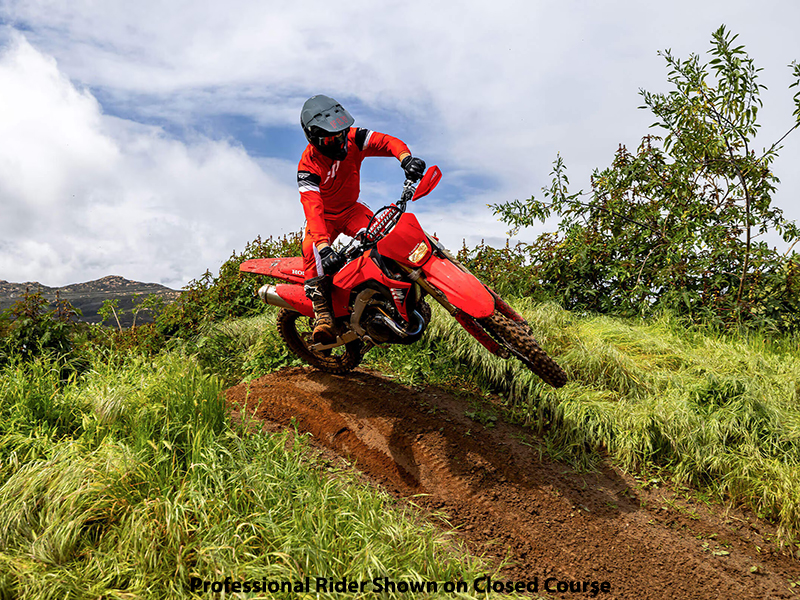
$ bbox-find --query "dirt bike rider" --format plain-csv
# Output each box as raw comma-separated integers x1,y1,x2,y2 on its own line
298,94,426,345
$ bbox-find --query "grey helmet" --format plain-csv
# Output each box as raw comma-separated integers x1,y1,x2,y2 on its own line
300,94,355,160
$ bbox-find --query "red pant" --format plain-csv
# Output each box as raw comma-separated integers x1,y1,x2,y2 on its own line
302,202,373,279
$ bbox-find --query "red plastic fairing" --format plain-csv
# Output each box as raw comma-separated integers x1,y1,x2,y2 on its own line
422,255,495,319
332,253,374,291
377,213,432,268
331,253,412,319
273,284,314,317
239,257,306,283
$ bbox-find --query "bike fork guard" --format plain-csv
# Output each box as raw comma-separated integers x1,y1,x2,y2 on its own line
487,288,526,323
452,310,508,358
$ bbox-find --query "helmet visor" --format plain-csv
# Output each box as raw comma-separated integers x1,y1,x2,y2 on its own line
317,129,348,147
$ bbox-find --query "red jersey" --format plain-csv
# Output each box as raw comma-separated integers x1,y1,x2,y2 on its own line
297,127,410,246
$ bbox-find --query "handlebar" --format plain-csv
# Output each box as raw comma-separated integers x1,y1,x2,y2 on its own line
400,178,417,203
339,178,419,262
364,178,418,241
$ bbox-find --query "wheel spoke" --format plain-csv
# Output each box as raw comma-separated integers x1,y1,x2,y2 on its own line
276,308,363,374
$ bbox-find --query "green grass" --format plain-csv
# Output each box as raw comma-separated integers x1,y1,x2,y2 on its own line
12,296,796,597
404,300,800,543
0,352,514,599
192,310,297,385
170,300,800,544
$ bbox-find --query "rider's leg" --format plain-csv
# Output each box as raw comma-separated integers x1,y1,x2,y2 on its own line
301,203,373,345
340,201,374,239
302,225,338,345
303,274,336,344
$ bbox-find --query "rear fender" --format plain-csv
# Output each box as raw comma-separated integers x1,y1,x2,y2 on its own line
421,255,495,319
240,257,305,283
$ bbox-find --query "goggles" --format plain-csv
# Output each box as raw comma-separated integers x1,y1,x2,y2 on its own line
317,129,349,147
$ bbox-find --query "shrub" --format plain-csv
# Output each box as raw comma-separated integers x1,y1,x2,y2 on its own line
0,289,88,375
155,233,302,339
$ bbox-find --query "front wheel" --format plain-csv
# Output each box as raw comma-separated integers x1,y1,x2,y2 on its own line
277,308,362,374
480,310,568,388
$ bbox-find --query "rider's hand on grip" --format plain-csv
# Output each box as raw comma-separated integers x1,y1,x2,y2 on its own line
318,245,344,275
401,156,426,182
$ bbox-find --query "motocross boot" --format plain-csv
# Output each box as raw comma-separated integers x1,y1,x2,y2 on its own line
304,275,336,345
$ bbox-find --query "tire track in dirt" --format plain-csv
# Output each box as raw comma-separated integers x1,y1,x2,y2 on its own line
226,367,800,600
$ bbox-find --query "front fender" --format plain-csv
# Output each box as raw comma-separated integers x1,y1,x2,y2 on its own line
421,255,495,319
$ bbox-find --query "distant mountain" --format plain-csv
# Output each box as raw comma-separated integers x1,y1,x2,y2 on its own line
0,275,180,327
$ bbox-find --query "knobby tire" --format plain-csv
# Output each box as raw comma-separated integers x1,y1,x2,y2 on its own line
277,308,362,374
480,310,568,388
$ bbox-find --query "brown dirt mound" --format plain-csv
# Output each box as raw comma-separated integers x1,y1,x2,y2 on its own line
226,367,800,600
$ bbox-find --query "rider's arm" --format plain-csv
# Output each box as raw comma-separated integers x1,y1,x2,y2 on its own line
354,128,410,161
297,169,330,248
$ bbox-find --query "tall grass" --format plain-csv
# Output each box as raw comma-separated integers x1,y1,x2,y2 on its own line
10,280,797,594
0,352,507,599
192,310,302,385
174,299,800,542
417,300,800,541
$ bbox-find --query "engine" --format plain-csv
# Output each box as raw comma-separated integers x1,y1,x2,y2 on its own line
361,302,430,345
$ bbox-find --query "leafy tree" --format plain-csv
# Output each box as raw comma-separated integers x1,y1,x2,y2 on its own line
0,289,82,364
492,26,800,331
98,298,124,330
98,294,166,331
131,293,165,327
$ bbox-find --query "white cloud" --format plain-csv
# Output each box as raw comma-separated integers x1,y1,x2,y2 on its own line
0,33,299,288
13,1,796,191
1,0,799,286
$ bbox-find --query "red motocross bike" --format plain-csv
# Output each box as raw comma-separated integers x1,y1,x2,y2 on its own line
239,166,567,388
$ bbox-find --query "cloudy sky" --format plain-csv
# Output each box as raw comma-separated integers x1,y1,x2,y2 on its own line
1,1,799,289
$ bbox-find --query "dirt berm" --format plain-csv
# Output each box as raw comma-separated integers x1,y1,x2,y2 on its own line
226,367,800,600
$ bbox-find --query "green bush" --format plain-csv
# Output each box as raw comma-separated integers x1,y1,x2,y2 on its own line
155,234,302,340
0,289,90,377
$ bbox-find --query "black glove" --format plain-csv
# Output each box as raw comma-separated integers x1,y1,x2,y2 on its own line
401,155,426,182
318,245,344,275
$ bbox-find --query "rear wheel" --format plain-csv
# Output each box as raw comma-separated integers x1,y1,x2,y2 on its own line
480,310,567,388
277,308,362,374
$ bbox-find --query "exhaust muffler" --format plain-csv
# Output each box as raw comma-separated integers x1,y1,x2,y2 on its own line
258,284,294,310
